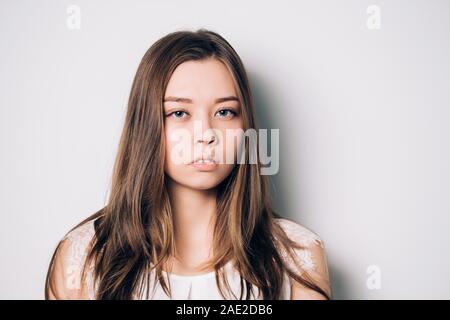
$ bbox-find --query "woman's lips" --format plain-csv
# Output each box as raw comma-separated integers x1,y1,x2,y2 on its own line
189,159,218,171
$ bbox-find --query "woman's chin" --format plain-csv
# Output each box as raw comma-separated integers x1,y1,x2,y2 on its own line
185,178,221,191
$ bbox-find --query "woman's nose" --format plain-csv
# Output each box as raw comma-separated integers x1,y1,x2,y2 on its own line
196,134,216,145
193,114,218,145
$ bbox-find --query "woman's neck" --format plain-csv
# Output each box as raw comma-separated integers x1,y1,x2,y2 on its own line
166,179,218,271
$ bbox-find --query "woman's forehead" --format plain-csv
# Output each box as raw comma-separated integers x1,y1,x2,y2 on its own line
165,59,238,102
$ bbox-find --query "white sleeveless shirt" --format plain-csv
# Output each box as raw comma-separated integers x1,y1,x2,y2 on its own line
59,217,325,300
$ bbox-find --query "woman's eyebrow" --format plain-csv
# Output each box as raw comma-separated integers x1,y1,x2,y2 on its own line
163,96,239,104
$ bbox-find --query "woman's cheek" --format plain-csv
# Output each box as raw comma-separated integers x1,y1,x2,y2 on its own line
165,126,193,166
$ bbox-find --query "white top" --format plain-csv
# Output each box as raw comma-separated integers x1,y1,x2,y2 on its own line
58,217,326,300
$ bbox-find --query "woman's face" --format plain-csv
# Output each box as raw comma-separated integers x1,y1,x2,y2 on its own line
163,58,244,190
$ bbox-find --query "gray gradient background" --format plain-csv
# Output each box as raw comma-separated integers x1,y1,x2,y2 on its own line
1,0,449,299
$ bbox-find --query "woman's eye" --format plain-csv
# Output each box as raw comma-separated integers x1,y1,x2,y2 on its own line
168,111,188,119
216,109,237,118
166,109,238,120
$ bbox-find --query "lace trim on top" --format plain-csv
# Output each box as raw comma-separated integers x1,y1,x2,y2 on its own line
62,221,97,299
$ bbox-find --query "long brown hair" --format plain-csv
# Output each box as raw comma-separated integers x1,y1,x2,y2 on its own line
45,28,330,300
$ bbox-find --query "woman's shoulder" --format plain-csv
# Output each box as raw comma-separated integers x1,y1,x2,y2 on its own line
274,217,324,248
273,217,327,274
47,218,97,299
62,218,97,248
273,217,331,298
59,218,98,277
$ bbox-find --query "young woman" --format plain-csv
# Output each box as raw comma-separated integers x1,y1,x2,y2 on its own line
45,29,332,300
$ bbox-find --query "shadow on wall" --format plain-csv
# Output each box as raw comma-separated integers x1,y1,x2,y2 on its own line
249,70,291,218
249,70,351,300
328,263,352,299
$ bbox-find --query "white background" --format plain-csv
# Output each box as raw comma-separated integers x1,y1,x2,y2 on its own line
1,0,449,299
